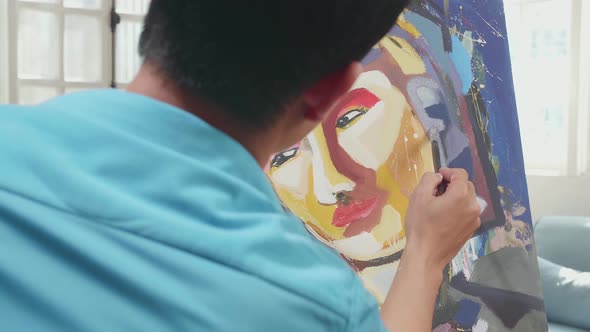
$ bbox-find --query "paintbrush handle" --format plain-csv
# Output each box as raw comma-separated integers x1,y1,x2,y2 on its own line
431,140,449,196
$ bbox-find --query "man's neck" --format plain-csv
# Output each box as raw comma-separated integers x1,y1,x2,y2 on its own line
126,63,277,167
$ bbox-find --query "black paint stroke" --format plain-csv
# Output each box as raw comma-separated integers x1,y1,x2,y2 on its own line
348,249,404,271
467,83,507,234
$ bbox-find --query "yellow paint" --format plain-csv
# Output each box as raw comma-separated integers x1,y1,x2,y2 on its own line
267,27,435,262
311,126,351,189
271,91,434,254
380,37,426,75
397,14,421,38
386,109,433,197
372,205,402,243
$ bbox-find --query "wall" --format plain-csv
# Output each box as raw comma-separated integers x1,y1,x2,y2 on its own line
527,175,590,222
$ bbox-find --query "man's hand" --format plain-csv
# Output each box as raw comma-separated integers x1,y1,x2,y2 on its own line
404,168,481,272
381,168,481,332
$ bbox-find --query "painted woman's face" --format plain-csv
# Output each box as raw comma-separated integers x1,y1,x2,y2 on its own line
268,33,437,262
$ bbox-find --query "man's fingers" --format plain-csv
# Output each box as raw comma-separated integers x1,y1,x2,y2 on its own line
468,181,476,197
439,168,472,199
440,167,468,182
414,172,443,197
473,217,482,231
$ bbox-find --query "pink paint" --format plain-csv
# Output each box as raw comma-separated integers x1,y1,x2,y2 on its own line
433,323,452,332
319,87,388,237
335,88,381,120
332,196,379,228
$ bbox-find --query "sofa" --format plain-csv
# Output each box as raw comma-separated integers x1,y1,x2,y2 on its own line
535,216,590,332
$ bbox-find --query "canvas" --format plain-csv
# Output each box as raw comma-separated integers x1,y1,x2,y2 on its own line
266,0,548,330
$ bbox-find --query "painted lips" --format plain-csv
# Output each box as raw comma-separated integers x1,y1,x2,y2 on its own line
332,197,379,228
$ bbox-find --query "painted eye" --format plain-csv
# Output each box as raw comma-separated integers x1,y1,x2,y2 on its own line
336,108,367,129
271,147,299,168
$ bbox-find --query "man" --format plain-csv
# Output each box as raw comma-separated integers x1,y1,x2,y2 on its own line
0,1,481,331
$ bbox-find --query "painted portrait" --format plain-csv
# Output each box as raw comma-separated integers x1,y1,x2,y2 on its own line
267,1,547,331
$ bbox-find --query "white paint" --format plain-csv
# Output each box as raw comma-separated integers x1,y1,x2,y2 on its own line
270,151,310,200
473,319,489,332
338,70,406,171
462,31,475,55
527,175,590,222
477,196,488,214
363,261,399,300
407,77,446,133
338,102,395,170
332,232,382,258
351,70,392,91
416,85,440,108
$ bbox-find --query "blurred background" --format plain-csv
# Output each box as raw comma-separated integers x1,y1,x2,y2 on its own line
0,0,589,222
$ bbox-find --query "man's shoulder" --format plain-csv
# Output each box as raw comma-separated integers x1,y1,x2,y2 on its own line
0,96,90,143
0,90,169,214
206,211,367,330
0,102,47,129
244,214,386,331
0,102,63,192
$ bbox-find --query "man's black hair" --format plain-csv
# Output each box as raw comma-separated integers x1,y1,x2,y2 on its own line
139,1,411,128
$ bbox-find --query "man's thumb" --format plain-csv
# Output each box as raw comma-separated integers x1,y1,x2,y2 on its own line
414,172,443,197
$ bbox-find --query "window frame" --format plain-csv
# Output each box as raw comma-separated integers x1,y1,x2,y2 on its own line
566,0,583,176
8,0,113,104
0,0,12,104
113,11,144,88
578,0,590,175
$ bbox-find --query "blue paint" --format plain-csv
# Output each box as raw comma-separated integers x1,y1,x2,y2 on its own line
401,1,541,326
403,0,532,227
450,36,474,94
424,103,449,121
452,0,533,227
475,232,488,257
403,11,453,74
361,48,382,65
454,299,482,327
448,147,474,179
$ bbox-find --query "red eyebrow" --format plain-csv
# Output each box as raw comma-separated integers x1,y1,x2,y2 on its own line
336,88,381,116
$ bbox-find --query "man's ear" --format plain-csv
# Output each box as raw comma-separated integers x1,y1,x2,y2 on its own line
301,62,363,121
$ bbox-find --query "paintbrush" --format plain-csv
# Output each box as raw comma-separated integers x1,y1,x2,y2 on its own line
429,128,448,196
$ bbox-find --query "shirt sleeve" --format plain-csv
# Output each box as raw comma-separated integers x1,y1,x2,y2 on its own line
346,277,389,332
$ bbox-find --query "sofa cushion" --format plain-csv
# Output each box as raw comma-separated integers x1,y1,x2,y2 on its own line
549,322,590,332
539,257,590,330
535,216,590,271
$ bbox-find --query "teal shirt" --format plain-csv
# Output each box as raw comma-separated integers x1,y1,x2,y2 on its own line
0,90,386,332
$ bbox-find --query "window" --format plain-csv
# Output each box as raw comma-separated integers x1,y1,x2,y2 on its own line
0,0,148,104
505,0,590,176
11,0,111,104
0,1,10,103
113,0,149,87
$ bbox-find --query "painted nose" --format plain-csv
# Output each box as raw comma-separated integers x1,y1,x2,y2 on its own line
308,126,355,205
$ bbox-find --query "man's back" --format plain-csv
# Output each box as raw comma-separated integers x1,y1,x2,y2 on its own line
0,90,384,331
